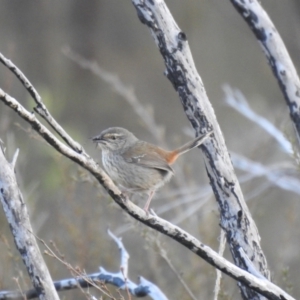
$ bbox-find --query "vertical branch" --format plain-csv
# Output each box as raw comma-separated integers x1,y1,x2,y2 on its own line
0,144,59,300
229,0,300,142
131,1,270,299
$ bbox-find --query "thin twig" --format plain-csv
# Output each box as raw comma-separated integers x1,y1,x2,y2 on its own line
159,247,197,300
0,52,83,154
213,229,226,300
223,85,293,155
11,148,19,169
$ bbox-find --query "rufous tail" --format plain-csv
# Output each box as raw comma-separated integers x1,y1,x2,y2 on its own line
166,129,213,164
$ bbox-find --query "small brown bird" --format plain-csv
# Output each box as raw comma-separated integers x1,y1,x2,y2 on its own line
92,127,212,212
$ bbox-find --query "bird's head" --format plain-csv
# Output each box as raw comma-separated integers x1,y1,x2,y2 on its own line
92,127,138,151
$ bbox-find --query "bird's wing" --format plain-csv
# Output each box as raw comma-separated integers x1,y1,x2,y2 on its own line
123,142,174,173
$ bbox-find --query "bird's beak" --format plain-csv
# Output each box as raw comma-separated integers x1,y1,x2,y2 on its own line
92,135,106,148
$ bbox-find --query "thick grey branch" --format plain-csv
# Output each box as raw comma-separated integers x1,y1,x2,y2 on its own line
229,0,300,142
0,145,59,300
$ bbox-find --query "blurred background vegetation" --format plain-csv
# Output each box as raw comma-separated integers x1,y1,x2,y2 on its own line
0,0,299,299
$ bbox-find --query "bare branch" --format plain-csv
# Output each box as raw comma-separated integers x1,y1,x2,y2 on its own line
213,229,226,300
229,0,300,142
0,52,83,154
223,85,293,155
11,148,19,169
107,229,130,279
237,248,267,280
232,153,300,195
0,144,59,300
159,245,197,300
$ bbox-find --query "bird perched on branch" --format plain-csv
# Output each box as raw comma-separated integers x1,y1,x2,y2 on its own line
92,127,212,212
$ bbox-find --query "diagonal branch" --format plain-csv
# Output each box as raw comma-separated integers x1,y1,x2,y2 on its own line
223,85,293,155
0,52,83,154
229,0,300,142
131,1,269,298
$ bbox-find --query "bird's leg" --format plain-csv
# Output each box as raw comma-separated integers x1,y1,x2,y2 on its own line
143,190,155,212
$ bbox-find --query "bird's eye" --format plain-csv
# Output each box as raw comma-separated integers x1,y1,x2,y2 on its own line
111,135,117,140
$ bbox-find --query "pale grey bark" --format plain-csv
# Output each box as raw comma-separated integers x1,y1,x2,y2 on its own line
230,0,300,142
0,145,59,300
131,1,269,299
